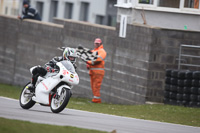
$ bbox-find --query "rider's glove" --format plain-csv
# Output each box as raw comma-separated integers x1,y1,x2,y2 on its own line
48,61,55,67
51,69,55,73
46,67,55,73
46,66,50,72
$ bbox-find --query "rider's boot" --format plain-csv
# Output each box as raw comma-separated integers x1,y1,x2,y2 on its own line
30,76,37,92
29,84,35,92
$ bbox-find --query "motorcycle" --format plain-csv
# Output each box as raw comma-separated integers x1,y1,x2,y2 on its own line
19,60,79,113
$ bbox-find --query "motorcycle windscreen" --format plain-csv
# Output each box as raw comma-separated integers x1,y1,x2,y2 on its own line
60,60,75,73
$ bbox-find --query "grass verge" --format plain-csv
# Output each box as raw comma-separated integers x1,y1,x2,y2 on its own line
0,117,106,133
0,83,200,127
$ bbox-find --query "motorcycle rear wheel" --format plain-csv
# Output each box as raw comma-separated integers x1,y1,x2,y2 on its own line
50,88,71,113
19,82,36,109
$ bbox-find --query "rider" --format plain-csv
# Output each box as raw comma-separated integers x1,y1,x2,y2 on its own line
29,47,77,91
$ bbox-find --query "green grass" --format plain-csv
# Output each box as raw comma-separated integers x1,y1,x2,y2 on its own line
0,117,106,133
0,84,22,99
1,83,200,127
68,97,200,127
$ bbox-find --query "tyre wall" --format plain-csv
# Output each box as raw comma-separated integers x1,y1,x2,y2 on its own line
164,69,200,107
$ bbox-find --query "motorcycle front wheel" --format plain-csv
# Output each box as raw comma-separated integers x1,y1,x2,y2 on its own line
19,82,36,109
50,88,71,113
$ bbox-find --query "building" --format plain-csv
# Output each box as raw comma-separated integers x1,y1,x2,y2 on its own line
22,0,117,26
0,0,117,26
0,0,19,16
115,0,200,37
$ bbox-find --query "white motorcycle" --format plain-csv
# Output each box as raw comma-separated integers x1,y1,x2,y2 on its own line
19,60,79,113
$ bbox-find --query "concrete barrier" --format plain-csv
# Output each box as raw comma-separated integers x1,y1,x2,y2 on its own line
1,15,200,104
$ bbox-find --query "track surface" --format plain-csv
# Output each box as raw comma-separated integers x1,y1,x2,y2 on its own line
0,97,200,133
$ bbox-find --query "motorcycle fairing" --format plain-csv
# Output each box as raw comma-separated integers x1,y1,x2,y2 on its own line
32,77,58,104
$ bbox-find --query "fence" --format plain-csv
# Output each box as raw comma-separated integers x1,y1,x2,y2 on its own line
178,44,200,70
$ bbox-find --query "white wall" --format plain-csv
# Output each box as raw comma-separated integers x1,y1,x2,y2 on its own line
116,0,200,31
132,9,200,31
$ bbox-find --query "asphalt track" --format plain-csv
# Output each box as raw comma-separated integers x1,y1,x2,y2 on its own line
0,97,200,133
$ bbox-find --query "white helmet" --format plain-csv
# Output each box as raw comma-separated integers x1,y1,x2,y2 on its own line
63,47,77,64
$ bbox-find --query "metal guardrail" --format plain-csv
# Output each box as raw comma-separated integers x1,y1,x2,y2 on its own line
178,44,200,70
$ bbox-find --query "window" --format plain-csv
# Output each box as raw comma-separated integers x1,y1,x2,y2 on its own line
136,0,200,9
158,0,180,8
79,2,89,21
184,0,199,8
49,0,58,22
138,0,180,7
96,15,104,24
64,2,73,19
5,7,8,15
115,0,200,15
36,2,44,20
139,0,153,4
108,15,117,27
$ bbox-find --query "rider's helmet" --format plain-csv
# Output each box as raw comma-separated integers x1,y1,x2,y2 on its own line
63,47,77,64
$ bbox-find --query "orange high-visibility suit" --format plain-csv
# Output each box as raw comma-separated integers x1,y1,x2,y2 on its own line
87,40,106,103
